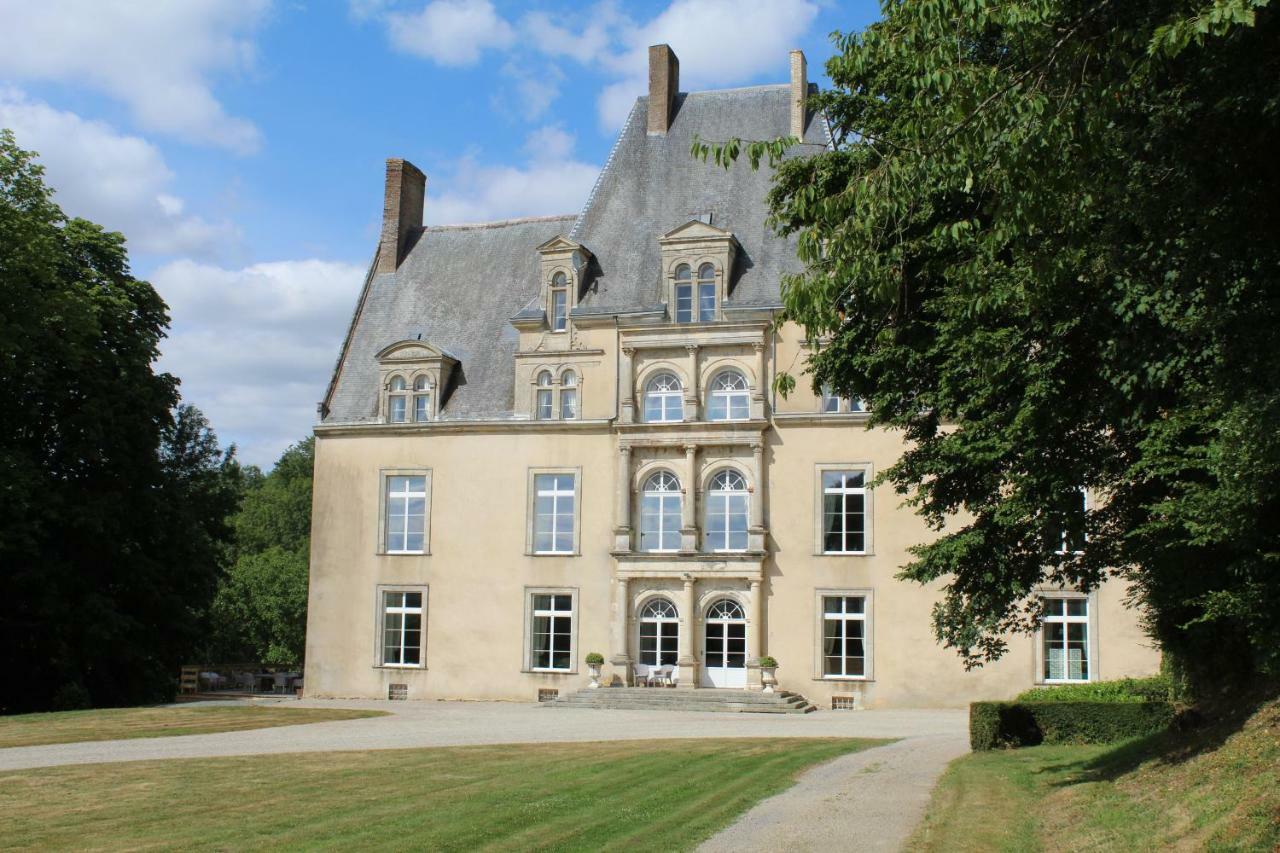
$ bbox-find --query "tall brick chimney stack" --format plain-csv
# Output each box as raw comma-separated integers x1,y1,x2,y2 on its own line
647,44,680,135
790,49,808,139
376,158,426,275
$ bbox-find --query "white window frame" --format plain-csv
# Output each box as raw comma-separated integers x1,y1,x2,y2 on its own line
1053,488,1089,555
526,468,582,556
412,375,433,422
379,470,432,555
814,589,874,681
1036,592,1097,684
815,463,873,556
550,273,568,332
523,587,578,673
696,263,717,322
559,370,578,420
637,597,680,667
374,585,427,669
387,375,408,423
819,385,866,414
639,471,683,553
643,373,685,423
704,469,749,552
707,370,750,422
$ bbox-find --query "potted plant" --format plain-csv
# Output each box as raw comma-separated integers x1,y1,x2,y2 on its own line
758,656,779,693
585,652,605,688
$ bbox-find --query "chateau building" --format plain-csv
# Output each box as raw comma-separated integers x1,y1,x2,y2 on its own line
304,46,1159,707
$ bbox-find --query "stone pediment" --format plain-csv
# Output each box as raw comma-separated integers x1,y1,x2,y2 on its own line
659,220,737,244
535,234,587,255
376,340,456,363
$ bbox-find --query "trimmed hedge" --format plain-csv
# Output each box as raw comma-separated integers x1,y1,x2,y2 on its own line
1016,675,1173,704
970,701,1175,750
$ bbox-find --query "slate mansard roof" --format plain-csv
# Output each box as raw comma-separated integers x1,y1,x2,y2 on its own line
321,83,828,424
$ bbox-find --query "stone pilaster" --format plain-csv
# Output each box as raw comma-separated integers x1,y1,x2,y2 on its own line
681,443,698,552
614,445,632,551
677,574,698,688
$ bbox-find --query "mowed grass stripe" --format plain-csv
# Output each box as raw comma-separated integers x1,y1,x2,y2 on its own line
0,737,886,851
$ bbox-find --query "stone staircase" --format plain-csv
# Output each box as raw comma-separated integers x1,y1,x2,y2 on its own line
545,687,816,714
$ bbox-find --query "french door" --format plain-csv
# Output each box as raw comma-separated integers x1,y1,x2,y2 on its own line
702,599,746,688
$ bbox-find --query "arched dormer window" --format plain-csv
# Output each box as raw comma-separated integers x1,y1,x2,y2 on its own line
708,370,750,421
559,370,578,420
388,375,408,423
550,272,568,332
697,263,716,321
412,375,432,422
705,469,749,552
535,371,554,420
640,471,682,552
673,264,693,323
643,373,684,423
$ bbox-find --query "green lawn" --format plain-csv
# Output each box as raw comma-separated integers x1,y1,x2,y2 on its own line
908,697,1279,852
0,738,883,850
0,705,387,749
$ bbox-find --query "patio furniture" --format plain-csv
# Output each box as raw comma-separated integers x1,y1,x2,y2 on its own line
649,665,674,687
632,663,649,687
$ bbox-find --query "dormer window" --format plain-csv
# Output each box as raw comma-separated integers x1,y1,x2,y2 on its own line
550,272,568,332
697,263,716,321
559,370,578,420
536,371,554,419
388,376,408,423
674,265,693,323
412,376,432,422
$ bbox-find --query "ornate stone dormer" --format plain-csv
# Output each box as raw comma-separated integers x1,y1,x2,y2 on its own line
375,340,458,423
512,235,594,350
658,219,739,324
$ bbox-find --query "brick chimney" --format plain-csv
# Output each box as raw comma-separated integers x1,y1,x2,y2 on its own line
790,49,808,139
376,158,426,275
647,44,680,135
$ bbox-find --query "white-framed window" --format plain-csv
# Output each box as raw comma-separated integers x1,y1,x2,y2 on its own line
527,590,575,672
640,471,682,552
643,373,684,423
559,370,578,420
821,594,868,679
697,263,716,321
550,272,568,332
705,469,749,552
388,375,408,423
820,385,866,413
707,370,750,421
822,469,868,554
638,598,679,666
384,474,428,554
412,375,432,422
535,370,554,420
674,264,693,323
1054,488,1089,555
1041,597,1091,682
533,472,576,554
380,589,425,667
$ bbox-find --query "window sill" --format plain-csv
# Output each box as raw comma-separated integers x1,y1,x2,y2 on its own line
374,664,427,670
1039,678,1092,685
530,552,581,557
380,550,430,557
523,668,578,675
816,551,873,557
816,675,873,682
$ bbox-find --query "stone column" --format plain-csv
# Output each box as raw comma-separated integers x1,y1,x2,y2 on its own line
684,344,700,421
614,445,632,551
677,574,698,689
748,441,766,551
746,579,764,690
681,443,698,552
610,576,631,685
751,341,767,419
620,347,636,423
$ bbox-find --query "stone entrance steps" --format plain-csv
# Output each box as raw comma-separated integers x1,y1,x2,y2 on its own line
546,687,816,714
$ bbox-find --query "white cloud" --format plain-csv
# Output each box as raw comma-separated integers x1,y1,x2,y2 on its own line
153,258,366,467
0,89,240,259
0,0,267,153
385,0,514,65
426,127,597,225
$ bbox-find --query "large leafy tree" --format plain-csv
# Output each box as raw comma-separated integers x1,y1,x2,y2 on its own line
0,130,241,712
698,0,1279,689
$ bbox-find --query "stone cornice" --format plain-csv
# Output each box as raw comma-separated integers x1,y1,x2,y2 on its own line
614,419,768,447
315,418,614,437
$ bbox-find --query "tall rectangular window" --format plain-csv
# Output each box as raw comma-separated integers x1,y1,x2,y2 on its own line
534,473,576,554
413,393,431,422
698,283,716,321
385,475,427,553
822,595,867,678
823,470,867,554
1043,598,1090,682
1054,489,1088,554
389,396,407,423
382,590,424,666
551,289,567,332
675,284,693,323
530,593,573,671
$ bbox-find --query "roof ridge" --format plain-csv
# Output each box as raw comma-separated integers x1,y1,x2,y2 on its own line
424,213,577,232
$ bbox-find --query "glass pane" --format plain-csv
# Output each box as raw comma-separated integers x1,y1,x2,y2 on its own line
824,656,842,676
554,533,573,552
389,397,406,422
533,595,552,611
708,398,726,421
552,290,567,331
405,532,424,552
407,477,426,492
845,597,865,614
414,395,430,421
823,598,842,615
404,593,422,609
403,645,420,665
730,397,749,419
560,389,577,419
1067,599,1087,618
675,284,692,323
698,283,715,321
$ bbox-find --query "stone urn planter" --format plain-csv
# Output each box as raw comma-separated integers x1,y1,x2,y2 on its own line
759,656,779,693
585,653,605,689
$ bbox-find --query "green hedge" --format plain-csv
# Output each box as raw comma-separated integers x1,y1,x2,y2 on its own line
1015,675,1173,704
970,701,1175,750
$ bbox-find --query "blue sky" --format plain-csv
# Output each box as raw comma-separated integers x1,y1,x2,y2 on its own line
0,0,880,467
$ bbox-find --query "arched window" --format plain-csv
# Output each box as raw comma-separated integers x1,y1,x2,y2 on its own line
550,272,568,332
535,371,553,420
673,264,693,323
639,598,679,666
559,370,578,420
707,370,750,421
697,263,716,321
643,373,684,423
639,471,682,552
707,598,745,620
412,375,432,422
388,375,408,423
705,469,749,551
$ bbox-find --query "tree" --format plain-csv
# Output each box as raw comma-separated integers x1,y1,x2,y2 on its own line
696,1,1280,690
209,438,313,666
0,130,241,712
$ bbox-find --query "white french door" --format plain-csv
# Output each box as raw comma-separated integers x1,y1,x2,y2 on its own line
702,599,747,688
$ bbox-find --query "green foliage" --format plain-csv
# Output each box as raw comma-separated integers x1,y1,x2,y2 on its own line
970,701,1175,750
0,130,242,712
695,0,1280,691
758,656,779,668
1016,675,1173,704
584,652,605,665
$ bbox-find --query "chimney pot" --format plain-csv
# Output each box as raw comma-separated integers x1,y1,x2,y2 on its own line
377,158,426,275
648,44,680,135
790,49,808,139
